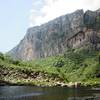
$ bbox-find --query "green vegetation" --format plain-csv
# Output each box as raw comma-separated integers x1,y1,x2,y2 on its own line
0,48,100,87
96,16,100,28
96,16,100,22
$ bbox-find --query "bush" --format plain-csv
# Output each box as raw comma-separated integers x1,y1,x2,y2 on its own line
0,52,4,60
53,59,64,67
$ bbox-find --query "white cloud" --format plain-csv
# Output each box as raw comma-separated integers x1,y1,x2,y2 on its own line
29,0,100,27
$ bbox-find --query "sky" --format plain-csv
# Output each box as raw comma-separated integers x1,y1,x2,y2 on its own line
0,0,100,53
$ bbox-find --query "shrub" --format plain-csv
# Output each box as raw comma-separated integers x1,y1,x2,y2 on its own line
0,52,4,60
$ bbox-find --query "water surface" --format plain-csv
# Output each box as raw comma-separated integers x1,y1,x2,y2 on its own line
0,86,100,100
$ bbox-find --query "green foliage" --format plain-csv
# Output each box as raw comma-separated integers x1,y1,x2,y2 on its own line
96,16,100,25
0,48,100,86
53,55,65,67
95,16,100,30
0,52,4,60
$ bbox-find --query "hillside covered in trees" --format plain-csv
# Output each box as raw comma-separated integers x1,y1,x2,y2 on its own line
0,48,100,87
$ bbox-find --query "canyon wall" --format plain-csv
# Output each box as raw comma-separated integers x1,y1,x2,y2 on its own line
9,9,100,60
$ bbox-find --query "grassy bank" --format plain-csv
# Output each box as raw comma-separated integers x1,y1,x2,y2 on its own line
0,48,100,87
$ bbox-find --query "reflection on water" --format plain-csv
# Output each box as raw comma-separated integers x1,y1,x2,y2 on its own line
0,86,100,100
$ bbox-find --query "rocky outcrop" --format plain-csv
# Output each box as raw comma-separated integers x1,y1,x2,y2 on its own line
9,9,100,60
68,9,100,49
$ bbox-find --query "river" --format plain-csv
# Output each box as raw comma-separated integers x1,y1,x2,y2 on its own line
0,86,100,100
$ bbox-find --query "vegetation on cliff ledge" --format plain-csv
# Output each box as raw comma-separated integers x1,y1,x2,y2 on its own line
0,48,100,87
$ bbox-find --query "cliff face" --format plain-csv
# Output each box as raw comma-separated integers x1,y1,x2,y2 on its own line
9,9,100,60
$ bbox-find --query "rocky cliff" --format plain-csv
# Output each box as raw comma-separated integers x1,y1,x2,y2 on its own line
9,9,100,60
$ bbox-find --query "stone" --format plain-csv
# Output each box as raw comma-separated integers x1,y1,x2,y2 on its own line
8,9,100,60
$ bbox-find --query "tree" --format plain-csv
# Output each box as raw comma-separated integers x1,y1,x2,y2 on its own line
0,52,4,60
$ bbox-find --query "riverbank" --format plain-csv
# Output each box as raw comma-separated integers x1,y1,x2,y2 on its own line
0,63,100,88
1,80,100,88
0,80,85,88
0,66,100,88
0,49,100,87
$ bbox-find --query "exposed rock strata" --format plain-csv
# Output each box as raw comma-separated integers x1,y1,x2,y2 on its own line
9,9,100,60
